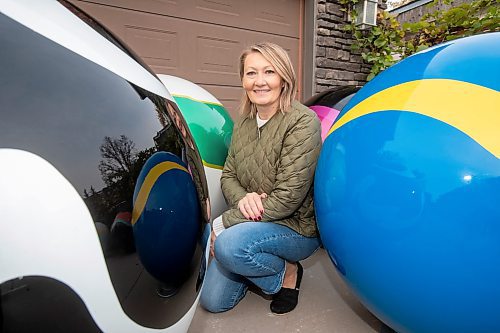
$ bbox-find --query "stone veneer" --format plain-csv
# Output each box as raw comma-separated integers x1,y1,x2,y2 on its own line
314,0,378,93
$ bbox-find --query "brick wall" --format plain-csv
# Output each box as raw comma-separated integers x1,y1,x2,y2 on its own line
314,0,372,93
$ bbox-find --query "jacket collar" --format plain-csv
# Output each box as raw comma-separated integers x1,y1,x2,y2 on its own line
242,100,299,123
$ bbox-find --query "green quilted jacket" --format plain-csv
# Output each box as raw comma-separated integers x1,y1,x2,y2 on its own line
221,100,322,237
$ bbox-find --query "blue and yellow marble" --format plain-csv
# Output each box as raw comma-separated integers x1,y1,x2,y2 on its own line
315,32,500,333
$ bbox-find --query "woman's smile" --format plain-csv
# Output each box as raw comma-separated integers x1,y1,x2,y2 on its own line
253,89,271,94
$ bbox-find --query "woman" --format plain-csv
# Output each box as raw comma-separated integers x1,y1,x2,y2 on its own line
200,42,322,315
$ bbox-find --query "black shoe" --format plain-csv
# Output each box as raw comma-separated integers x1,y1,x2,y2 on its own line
270,262,303,315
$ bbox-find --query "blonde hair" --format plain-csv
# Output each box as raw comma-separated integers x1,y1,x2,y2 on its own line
239,42,297,117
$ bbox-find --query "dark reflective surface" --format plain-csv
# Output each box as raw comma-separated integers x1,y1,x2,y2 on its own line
0,9,205,329
304,86,359,111
1,277,102,333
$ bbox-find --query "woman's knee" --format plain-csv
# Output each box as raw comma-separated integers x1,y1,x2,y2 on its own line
200,258,248,313
200,289,226,313
200,279,246,313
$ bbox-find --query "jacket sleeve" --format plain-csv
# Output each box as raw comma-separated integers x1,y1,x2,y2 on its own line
220,123,248,208
222,113,322,227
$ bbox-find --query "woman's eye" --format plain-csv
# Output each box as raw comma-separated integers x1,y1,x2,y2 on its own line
246,71,256,76
265,70,275,74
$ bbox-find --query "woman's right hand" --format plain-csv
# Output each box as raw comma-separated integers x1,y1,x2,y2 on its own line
237,192,267,221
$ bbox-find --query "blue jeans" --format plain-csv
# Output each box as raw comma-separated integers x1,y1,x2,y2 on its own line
200,222,320,313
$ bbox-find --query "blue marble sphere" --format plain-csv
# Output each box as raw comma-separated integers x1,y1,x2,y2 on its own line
132,152,200,285
315,33,500,333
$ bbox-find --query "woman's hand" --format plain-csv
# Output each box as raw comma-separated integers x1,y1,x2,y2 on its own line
210,229,216,257
206,198,211,221
238,192,267,221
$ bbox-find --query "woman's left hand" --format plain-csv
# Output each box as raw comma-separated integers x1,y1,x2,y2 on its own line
237,192,267,221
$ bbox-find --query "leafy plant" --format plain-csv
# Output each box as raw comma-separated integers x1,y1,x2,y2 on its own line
342,0,499,80
404,0,499,47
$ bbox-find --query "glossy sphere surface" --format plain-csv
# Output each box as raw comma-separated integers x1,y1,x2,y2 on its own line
309,105,340,142
306,86,358,142
133,152,200,285
315,33,500,333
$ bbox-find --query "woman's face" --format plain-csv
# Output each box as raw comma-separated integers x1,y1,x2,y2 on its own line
242,52,283,111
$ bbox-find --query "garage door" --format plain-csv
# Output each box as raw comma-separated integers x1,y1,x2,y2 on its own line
70,0,302,118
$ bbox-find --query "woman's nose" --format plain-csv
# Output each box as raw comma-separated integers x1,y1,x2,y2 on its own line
255,73,266,85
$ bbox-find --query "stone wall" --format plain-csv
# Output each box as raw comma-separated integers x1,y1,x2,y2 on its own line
314,0,372,93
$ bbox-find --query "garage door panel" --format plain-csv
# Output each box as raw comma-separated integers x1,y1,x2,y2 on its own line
195,0,242,18
74,2,298,87
254,0,298,31
73,2,233,81
73,0,299,37
193,27,299,87
195,36,240,79
192,31,299,85
124,25,179,73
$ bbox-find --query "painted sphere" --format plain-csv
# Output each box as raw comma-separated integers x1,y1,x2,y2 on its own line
306,86,358,142
158,74,234,219
310,105,340,142
132,152,200,286
315,33,500,333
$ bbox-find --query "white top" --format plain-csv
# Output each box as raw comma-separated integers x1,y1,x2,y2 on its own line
212,215,226,237
257,113,269,128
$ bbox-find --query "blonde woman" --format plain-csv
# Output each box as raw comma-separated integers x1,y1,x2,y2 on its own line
200,42,322,315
